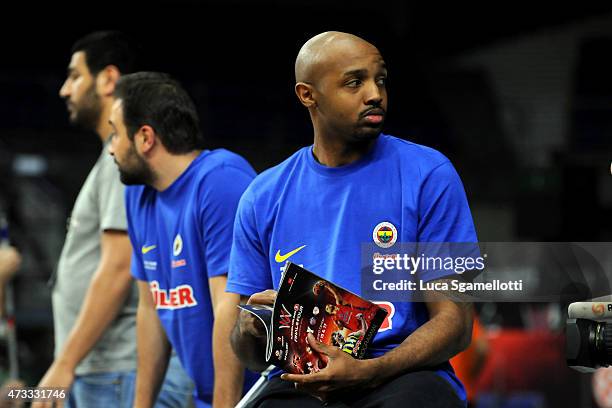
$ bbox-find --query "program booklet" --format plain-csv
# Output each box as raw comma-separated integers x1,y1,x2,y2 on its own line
238,262,388,374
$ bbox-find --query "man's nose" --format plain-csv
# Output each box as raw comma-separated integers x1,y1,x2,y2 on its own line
364,80,383,106
59,79,70,98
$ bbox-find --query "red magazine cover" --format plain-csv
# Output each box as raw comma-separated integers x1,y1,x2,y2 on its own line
239,262,388,374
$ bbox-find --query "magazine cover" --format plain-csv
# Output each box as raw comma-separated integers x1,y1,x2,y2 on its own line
239,262,388,374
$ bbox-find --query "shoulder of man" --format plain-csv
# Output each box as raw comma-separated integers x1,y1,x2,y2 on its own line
236,146,308,203
195,148,257,181
381,134,451,171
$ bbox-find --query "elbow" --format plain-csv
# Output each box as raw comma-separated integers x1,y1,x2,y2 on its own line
454,312,474,354
456,326,472,354
447,329,472,360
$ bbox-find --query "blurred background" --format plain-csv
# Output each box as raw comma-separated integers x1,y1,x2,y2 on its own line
2,1,612,406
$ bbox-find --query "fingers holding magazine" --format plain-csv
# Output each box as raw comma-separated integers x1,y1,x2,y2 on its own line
280,333,375,399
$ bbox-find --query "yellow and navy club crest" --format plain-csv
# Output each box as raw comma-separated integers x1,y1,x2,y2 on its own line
373,221,397,248
173,234,183,256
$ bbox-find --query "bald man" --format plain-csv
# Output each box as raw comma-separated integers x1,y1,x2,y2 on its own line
228,32,476,407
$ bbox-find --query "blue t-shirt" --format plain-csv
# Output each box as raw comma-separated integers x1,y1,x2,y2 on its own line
226,135,477,402
126,149,258,406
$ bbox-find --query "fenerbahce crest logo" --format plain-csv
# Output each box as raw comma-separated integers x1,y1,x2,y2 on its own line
172,234,187,268
173,234,183,256
373,222,397,248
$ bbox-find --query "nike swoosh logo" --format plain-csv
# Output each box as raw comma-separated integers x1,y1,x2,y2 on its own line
275,245,306,263
142,245,157,254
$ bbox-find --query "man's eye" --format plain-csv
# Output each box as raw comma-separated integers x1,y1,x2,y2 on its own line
346,79,362,88
376,77,387,86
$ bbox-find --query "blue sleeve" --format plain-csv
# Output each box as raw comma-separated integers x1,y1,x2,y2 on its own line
199,165,254,279
417,161,478,281
227,191,274,296
125,189,146,281
130,246,146,281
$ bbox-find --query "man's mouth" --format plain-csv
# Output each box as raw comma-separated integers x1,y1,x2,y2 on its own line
361,108,385,124
364,114,384,124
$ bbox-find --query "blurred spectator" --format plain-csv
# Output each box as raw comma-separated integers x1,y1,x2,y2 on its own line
34,31,193,407
0,247,20,318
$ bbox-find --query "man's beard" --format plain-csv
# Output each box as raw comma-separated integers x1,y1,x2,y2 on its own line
118,147,155,186
71,84,102,131
351,119,385,142
351,127,382,142
345,125,382,151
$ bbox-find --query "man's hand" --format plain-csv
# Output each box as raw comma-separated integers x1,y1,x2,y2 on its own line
247,289,277,306
0,379,26,408
280,333,374,400
238,289,277,338
31,362,74,408
231,290,277,372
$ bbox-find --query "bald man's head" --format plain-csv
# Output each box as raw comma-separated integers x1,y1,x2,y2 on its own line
293,31,388,144
295,31,380,85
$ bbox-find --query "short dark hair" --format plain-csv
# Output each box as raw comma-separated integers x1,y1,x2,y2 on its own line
114,72,204,154
71,30,140,75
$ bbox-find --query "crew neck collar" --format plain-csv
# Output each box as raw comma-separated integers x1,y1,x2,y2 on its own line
305,135,385,177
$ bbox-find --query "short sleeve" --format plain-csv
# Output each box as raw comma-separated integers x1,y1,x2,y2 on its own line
130,246,146,281
97,153,128,232
199,165,254,279
417,161,478,281
226,191,273,296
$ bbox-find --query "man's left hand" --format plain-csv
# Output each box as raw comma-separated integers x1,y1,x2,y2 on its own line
31,362,74,408
280,333,376,400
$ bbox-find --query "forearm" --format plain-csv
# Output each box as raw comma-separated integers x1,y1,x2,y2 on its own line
367,301,473,386
54,265,132,370
212,297,245,408
134,296,171,408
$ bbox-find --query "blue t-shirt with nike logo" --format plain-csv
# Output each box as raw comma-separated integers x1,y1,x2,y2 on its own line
126,149,258,407
226,134,477,402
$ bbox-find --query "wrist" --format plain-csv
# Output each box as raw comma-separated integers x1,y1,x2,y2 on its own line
134,391,155,408
359,357,384,388
54,355,77,373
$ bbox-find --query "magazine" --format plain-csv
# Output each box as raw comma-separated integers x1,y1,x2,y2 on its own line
238,262,388,374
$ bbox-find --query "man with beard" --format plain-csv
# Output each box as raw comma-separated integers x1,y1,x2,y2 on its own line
108,72,258,407
35,32,193,407
229,32,476,407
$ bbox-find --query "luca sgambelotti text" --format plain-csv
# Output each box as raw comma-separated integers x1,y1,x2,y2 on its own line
371,253,523,293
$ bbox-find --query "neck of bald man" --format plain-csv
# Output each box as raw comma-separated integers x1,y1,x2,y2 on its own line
312,128,376,168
